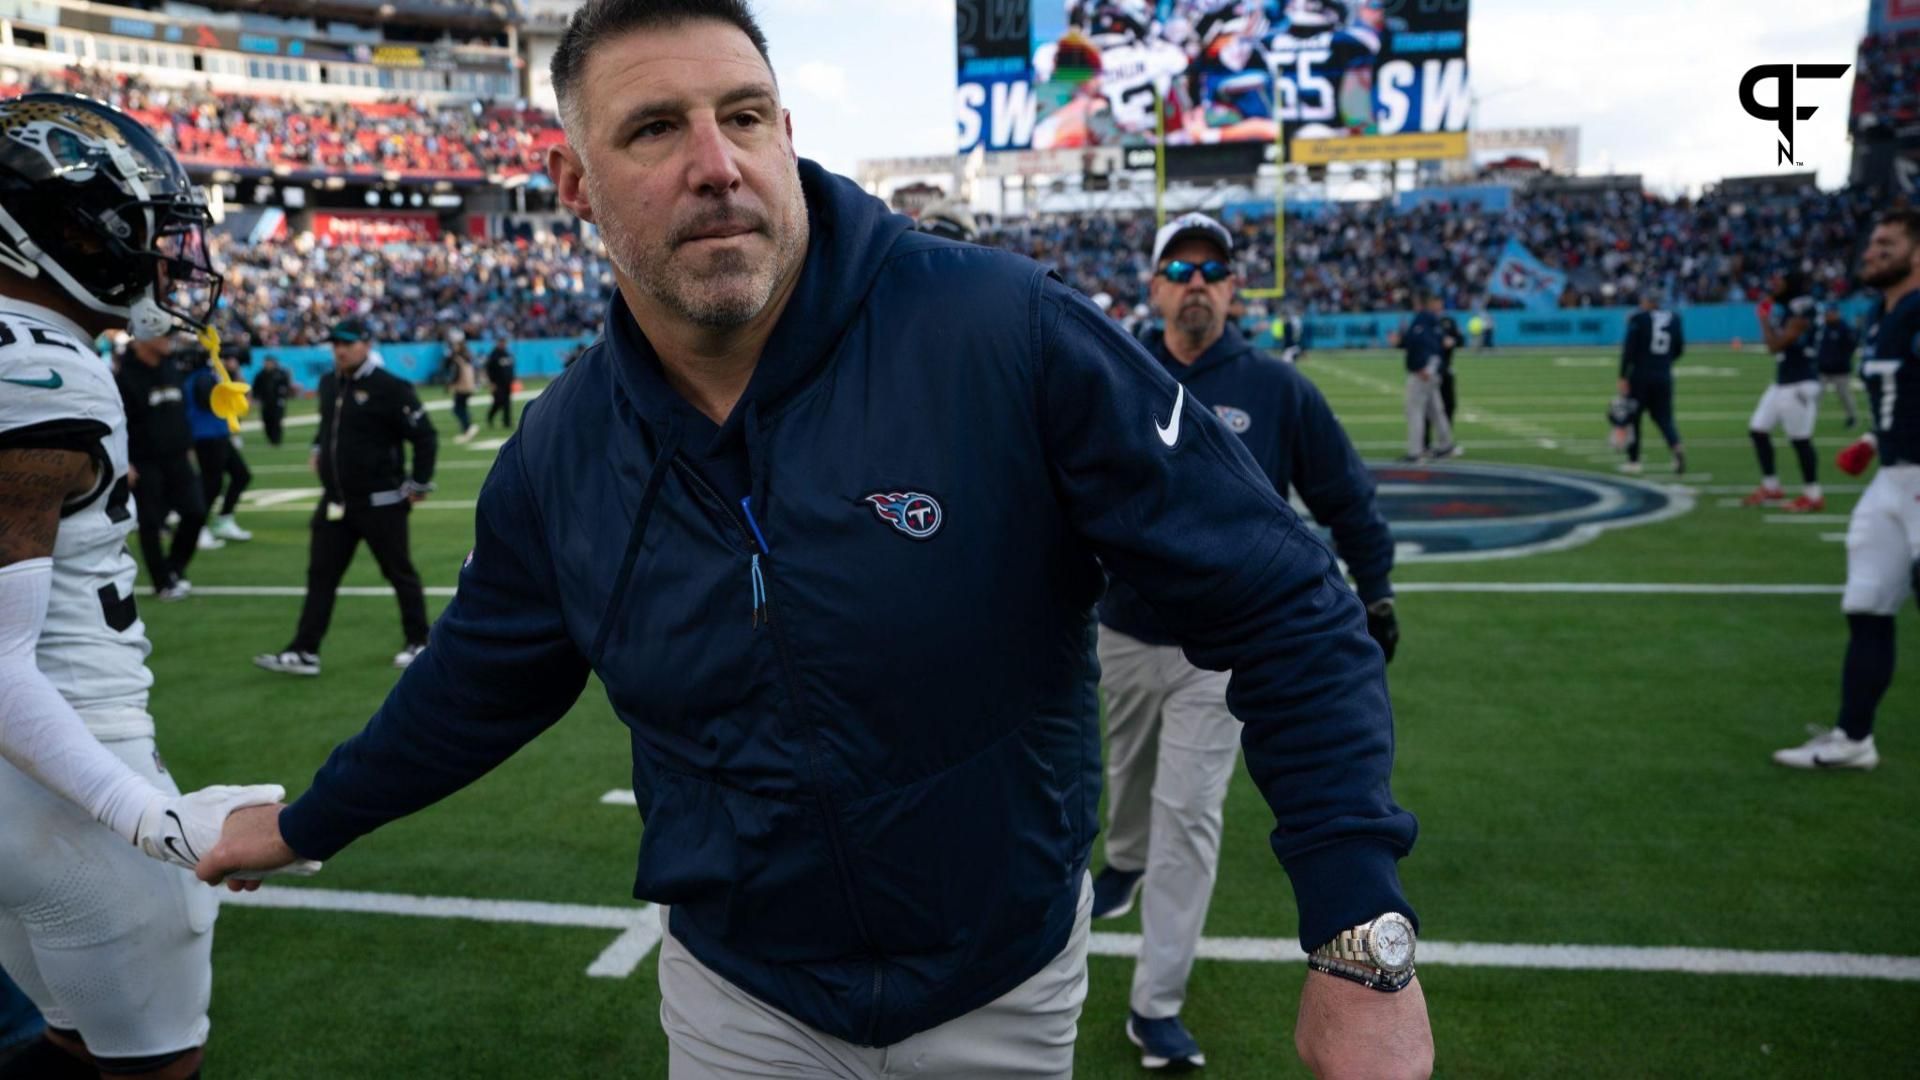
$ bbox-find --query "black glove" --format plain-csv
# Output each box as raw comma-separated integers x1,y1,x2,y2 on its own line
1366,599,1399,664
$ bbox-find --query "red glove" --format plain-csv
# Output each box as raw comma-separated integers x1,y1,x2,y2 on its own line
1836,438,1877,477
1757,298,1774,322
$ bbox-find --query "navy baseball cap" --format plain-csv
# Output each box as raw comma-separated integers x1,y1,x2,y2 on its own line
327,317,371,344
1152,212,1233,265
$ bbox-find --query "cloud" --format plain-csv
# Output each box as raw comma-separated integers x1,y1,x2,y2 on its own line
790,61,853,107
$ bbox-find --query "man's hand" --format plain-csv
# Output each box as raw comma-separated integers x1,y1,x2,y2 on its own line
1837,437,1878,477
1366,599,1399,664
1296,970,1433,1080
127,463,139,489
1617,378,1631,395
135,785,317,877
194,803,321,891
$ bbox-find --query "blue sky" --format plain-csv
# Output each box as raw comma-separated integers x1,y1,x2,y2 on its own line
747,0,1864,193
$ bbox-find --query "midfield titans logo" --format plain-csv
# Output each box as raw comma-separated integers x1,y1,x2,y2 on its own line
864,491,944,540
1739,64,1851,167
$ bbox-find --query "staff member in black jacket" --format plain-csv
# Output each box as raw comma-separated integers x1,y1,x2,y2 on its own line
1814,305,1861,430
114,334,206,599
254,318,437,677
484,338,516,429
251,355,295,446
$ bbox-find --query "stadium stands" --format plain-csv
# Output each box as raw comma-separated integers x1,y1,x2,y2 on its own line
12,67,562,181
1853,28,1920,137
979,185,1878,317
211,231,613,348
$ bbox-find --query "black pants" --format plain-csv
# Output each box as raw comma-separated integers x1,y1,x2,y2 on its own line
261,406,285,446
452,393,473,432
488,385,513,428
1424,370,1457,448
194,437,251,517
290,502,430,654
130,453,205,591
1628,380,1682,462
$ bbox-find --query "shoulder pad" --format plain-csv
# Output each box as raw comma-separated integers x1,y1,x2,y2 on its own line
1788,296,1817,316
0,314,119,436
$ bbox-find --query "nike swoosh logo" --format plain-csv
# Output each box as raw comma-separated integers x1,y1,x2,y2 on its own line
1157,385,1184,448
1,371,61,389
164,810,199,862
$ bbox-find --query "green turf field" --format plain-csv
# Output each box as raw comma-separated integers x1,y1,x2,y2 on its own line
130,346,1920,1078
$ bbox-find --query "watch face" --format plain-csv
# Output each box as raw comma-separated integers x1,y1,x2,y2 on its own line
1367,914,1415,971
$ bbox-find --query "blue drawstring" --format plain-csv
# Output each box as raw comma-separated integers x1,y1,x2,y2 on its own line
741,402,773,627
749,552,767,628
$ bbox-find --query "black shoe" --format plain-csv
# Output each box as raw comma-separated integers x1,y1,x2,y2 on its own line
1091,866,1146,919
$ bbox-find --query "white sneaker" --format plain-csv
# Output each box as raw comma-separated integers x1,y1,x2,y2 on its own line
393,643,427,669
157,579,192,601
210,516,252,542
1772,725,1879,770
254,650,320,677
452,429,473,444
195,529,226,550
465,424,480,439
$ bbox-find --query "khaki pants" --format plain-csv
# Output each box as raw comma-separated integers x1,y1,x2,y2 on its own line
1406,372,1452,456
658,875,1091,1079
1098,626,1239,1019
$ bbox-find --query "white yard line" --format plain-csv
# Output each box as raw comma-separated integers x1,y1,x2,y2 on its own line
220,885,1920,983
230,387,546,435
221,885,660,978
1762,515,1851,525
600,789,639,806
185,583,1846,600
234,499,478,513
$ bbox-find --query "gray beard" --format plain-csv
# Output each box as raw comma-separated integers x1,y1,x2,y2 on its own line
588,169,808,331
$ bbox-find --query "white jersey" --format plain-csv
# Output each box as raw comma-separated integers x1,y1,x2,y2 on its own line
1094,37,1190,134
0,297,153,737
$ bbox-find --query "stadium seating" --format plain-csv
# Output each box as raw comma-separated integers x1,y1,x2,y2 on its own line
12,67,563,181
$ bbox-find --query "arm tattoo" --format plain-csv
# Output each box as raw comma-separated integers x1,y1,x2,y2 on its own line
0,448,93,568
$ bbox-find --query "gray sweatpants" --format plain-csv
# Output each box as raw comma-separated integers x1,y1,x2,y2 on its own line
1405,371,1452,456
1822,373,1858,425
658,874,1092,1079
1098,626,1239,1020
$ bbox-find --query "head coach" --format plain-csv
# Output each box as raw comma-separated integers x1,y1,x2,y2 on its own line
200,3,1433,1077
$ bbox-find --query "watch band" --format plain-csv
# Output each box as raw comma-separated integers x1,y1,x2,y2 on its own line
1307,953,1415,993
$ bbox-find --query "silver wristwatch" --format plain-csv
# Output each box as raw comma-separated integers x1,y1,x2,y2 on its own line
1306,912,1417,992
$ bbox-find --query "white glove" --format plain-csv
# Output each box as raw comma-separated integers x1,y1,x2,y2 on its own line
134,784,322,878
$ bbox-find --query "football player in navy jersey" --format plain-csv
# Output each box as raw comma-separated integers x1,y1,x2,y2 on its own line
1777,210,1920,769
1743,270,1825,512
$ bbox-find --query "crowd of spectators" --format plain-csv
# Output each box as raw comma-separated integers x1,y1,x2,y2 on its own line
19,66,561,179
208,230,614,348
1853,29,1920,138
977,184,1880,317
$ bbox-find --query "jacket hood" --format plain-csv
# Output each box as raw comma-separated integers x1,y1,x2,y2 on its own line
1144,322,1258,380
600,158,915,452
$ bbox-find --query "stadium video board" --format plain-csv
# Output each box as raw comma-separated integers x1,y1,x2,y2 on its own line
957,1,1471,162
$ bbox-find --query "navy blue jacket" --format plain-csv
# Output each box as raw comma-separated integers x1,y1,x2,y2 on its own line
1103,326,1394,649
1813,318,1858,376
1620,308,1685,384
1403,311,1443,374
277,162,1414,1047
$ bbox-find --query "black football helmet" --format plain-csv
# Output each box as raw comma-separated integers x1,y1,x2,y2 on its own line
1607,394,1640,428
0,93,221,337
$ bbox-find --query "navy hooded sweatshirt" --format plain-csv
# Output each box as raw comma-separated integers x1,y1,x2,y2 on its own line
1102,325,1395,647
277,161,1416,1047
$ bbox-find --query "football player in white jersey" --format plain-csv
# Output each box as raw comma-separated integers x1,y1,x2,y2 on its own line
1036,1,1189,145
1777,210,1920,770
0,94,312,1080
